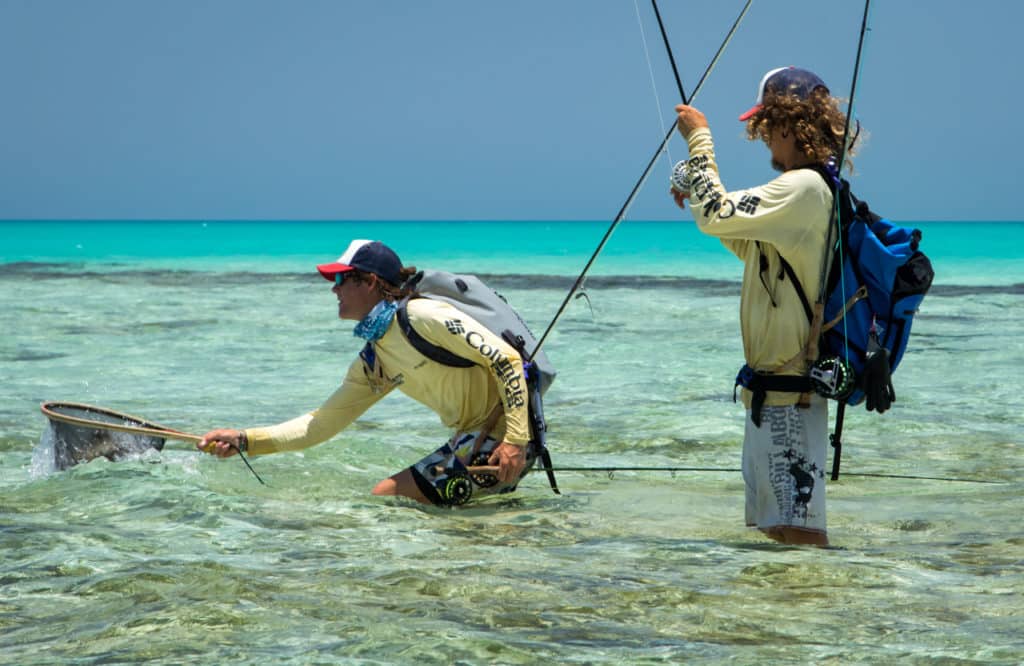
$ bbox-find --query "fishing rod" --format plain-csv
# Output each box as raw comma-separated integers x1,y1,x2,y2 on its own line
834,0,871,180
803,0,872,481
528,0,753,361
650,0,687,102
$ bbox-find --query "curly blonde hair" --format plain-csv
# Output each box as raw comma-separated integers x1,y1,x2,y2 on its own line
745,89,861,172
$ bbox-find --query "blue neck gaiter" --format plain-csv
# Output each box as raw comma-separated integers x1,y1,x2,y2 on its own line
353,300,398,342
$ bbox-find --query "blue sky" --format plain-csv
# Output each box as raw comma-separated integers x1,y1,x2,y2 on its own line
1,1,1019,222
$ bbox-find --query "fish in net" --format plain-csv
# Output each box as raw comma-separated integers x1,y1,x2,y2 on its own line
40,401,184,470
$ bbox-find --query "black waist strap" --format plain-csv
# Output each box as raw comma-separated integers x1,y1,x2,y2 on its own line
734,365,812,427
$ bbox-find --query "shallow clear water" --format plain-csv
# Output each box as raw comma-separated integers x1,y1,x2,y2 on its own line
1,221,1022,663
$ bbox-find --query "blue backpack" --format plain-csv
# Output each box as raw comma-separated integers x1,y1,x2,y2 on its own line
784,167,934,407
815,176,934,406
769,167,934,477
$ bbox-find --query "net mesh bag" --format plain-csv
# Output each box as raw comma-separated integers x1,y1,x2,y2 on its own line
41,402,172,470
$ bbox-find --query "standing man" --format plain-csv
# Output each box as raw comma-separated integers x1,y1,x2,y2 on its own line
671,67,860,546
198,239,535,506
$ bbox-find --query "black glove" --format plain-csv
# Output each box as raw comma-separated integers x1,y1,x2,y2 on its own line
861,333,895,413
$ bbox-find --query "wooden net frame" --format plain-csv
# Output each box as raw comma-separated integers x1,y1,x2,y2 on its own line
40,401,201,442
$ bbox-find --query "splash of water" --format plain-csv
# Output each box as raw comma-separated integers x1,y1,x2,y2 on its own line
29,424,58,479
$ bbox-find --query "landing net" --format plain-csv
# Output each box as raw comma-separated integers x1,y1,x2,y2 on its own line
40,401,195,470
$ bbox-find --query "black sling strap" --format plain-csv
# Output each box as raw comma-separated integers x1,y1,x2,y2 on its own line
753,241,814,323
777,255,814,323
396,299,475,368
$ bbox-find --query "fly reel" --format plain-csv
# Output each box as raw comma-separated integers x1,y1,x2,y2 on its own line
808,356,855,400
440,473,473,506
670,160,691,196
469,452,499,488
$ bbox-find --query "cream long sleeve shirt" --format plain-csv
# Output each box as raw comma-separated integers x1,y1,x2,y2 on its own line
244,298,530,455
684,127,833,406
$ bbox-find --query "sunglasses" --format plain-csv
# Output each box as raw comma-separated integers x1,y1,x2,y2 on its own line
335,270,371,286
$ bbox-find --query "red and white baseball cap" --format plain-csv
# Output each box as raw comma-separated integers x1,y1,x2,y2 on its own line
738,66,830,121
316,239,403,286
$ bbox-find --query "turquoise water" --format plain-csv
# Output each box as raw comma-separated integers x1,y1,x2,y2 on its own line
2,220,1023,663
4,220,1022,283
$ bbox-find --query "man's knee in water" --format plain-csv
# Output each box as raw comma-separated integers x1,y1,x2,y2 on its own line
373,470,432,505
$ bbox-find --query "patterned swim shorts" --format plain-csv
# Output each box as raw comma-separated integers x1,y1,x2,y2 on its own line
409,432,536,506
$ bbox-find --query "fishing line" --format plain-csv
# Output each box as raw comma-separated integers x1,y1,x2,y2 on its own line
523,466,1004,485
229,445,267,486
633,0,674,167
528,0,753,361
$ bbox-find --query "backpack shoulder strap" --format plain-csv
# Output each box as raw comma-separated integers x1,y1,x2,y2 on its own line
777,254,814,323
396,298,475,368
807,163,837,190
775,163,852,323
755,238,813,323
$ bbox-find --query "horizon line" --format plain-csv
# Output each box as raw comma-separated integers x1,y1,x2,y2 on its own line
2,217,1019,224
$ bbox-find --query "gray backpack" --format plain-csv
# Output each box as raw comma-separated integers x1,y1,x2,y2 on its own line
399,270,556,395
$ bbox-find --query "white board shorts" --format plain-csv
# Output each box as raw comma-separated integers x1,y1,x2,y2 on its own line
742,396,829,535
